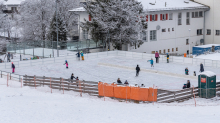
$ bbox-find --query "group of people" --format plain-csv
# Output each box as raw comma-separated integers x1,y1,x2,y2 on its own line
117,78,145,87
185,63,204,75
76,51,84,61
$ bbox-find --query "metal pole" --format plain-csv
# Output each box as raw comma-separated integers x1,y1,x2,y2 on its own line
56,0,59,57
188,29,191,58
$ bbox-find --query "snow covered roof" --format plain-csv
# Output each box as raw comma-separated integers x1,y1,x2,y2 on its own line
137,0,209,12
199,71,216,77
194,44,220,48
2,0,24,6
69,7,86,12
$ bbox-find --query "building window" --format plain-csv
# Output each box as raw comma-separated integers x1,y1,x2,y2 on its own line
159,50,161,54
178,13,182,25
164,49,166,53
186,12,190,25
199,11,203,17
168,28,170,32
172,28,174,31
207,29,211,35
168,49,170,52
150,14,158,21
142,31,147,41
216,30,220,35
83,30,88,39
150,30,157,41
172,48,174,52
162,29,166,32
197,29,203,35
195,12,199,18
169,13,173,20
186,39,189,45
176,47,178,51
192,12,194,18
160,14,167,21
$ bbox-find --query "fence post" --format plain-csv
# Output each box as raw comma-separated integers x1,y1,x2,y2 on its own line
10,73,11,80
34,75,36,89
62,78,64,94
43,76,45,87
50,77,52,93
60,77,62,90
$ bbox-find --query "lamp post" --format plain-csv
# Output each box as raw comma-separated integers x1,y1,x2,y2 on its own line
56,0,59,57
188,29,191,58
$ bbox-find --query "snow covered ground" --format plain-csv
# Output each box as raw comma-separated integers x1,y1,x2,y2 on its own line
0,78,220,123
196,52,220,61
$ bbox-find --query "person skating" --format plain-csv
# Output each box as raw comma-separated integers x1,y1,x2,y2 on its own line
194,71,196,76
11,62,15,73
64,60,68,69
124,80,129,85
200,63,204,72
155,51,160,63
136,65,140,76
147,58,154,67
185,67,189,75
76,52,80,61
81,51,84,61
166,53,169,63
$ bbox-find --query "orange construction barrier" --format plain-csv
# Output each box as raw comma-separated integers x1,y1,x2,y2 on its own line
130,87,140,100
184,53,187,57
114,86,130,99
104,83,114,97
98,82,104,96
148,88,157,102
139,88,149,101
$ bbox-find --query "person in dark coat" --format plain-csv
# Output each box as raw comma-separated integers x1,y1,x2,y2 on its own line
136,65,140,76
194,71,196,76
70,73,75,82
187,80,191,88
117,78,122,84
76,52,80,61
124,80,129,85
200,63,204,72
155,51,160,63
183,84,187,89
12,62,15,73
166,53,169,63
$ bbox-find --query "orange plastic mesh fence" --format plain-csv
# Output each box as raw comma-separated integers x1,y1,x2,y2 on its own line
148,88,157,102
98,82,157,102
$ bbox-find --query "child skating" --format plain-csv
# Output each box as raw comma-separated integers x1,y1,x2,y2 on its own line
11,62,15,73
147,58,154,67
64,60,68,69
76,52,80,61
81,51,84,61
185,67,189,75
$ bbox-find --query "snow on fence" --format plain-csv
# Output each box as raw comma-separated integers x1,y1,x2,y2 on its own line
23,75,99,96
157,82,220,103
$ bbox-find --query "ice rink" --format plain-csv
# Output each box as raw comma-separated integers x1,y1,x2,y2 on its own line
2,51,220,90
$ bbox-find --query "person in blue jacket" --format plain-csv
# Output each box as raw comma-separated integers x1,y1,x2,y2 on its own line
81,51,84,61
76,52,80,61
147,58,154,67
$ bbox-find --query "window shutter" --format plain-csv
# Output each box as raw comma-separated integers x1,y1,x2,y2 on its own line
89,15,91,21
166,14,168,20
150,15,152,21
155,14,158,21
160,14,162,20
146,15,148,21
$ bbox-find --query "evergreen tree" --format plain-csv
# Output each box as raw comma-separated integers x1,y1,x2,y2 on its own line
81,0,148,49
48,13,67,41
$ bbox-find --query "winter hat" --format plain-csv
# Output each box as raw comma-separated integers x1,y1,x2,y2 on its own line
11,62,13,64
65,60,67,62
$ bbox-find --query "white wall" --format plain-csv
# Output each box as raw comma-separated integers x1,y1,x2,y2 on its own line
129,9,205,54
195,0,220,44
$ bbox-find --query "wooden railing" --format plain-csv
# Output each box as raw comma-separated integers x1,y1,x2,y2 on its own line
23,75,99,96
157,82,220,103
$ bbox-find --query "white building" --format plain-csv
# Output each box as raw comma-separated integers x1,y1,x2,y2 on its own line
70,0,209,54
3,0,24,13
194,0,220,45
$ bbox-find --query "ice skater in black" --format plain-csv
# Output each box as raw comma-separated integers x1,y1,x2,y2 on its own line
136,65,140,77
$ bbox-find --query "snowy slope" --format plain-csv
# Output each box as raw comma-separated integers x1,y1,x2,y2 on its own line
0,77,220,123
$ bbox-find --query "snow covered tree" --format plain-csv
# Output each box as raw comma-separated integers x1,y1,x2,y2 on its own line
48,13,67,41
81,0,148,49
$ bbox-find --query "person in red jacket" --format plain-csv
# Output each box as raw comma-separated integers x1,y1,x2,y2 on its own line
155,51,160,63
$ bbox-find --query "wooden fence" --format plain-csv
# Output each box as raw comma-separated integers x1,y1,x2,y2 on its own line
23,75,99,96
23,75,220,103
157,82,220,103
